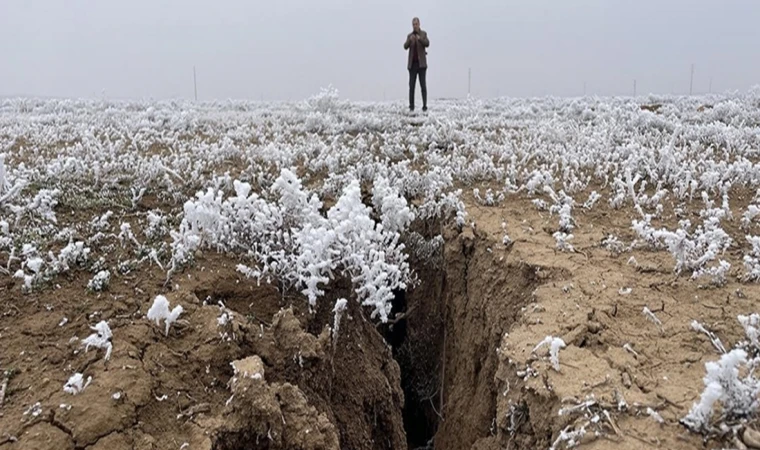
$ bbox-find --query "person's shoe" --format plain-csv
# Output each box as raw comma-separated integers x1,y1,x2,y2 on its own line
409,106,415,112
422,106,428,112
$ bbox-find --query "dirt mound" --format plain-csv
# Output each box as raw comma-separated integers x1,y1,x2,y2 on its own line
0,257,405,450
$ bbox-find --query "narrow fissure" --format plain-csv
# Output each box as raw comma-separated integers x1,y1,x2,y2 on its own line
383,271,445,449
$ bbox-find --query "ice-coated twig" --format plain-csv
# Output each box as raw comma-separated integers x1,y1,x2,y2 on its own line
642,307,663,332
690,320,726,354
533,336,567,372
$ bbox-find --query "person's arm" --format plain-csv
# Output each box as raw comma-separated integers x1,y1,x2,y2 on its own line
419,31,430,48
404,33,413,49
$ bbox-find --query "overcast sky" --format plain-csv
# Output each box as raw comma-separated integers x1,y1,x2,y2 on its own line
2,0,759,101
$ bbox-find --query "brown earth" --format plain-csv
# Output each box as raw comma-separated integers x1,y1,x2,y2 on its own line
3,191,760,450
0,254,405,450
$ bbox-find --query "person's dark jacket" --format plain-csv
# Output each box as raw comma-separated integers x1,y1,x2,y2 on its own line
404,30,429,69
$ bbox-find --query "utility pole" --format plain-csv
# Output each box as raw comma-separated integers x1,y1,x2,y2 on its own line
633,79,637,97
690,64,694,95
193,66,198,101
468,68,471,96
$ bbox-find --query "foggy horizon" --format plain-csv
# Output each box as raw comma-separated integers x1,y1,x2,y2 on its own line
2,0,759,102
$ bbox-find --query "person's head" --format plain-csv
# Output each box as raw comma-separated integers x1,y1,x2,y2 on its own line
412,17,420,32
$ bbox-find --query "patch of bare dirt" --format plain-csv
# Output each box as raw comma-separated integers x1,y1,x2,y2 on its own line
0,255,405,450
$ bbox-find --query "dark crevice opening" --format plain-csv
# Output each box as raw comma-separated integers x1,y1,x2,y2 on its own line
383,280,444,449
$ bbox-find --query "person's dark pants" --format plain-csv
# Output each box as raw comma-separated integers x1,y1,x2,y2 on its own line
408,61,427,110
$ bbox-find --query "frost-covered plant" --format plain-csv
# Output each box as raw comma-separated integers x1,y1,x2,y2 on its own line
87,270,110,292
9,188,60,225
692,260,730,286
642,307,663,331
332,298,348,343
582,191,601,210
90,211,113,232
414,189,467,227
82,320,113,361
738,314,760,354
501,222,513,247
544,186,575,232
743,236,760,282
532,199,548,211
473,188,504,207
550,425,587,450
217,301,234,327
372,176,415,233
601,235,625,256
306,85,343,114
633,209,731,279
532,336,566,372
118,223,140,248
405,232,444,263
681,349,760,432
145,211,168,240
64,373,91,395
174,169,412,322
553,232,574,252
0,153,26,205
743,205,760,230
147,295,184,336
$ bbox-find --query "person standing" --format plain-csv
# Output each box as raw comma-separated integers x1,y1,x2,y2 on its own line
404,17,429,112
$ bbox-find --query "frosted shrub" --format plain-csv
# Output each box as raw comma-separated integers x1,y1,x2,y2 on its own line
692,260,731,287
56,241,90,271
601,235,625,256
582,191,601,210
373,177,415,233
173,169,412,322
0,153,26,205
633,210,731,279
553,232,574,252
10,188,60,225
82,321,113,361
742,205,760,230
414,190,467,227
118,223,140,248
145,211,168,240
306,85,343,114
64,373,91,395
738,314,760,353
147,295,184,336
90,211,113,232
681,349,760,432
473,188,504,207
743,236,760,282
87,270,110,292
544,186,576,232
